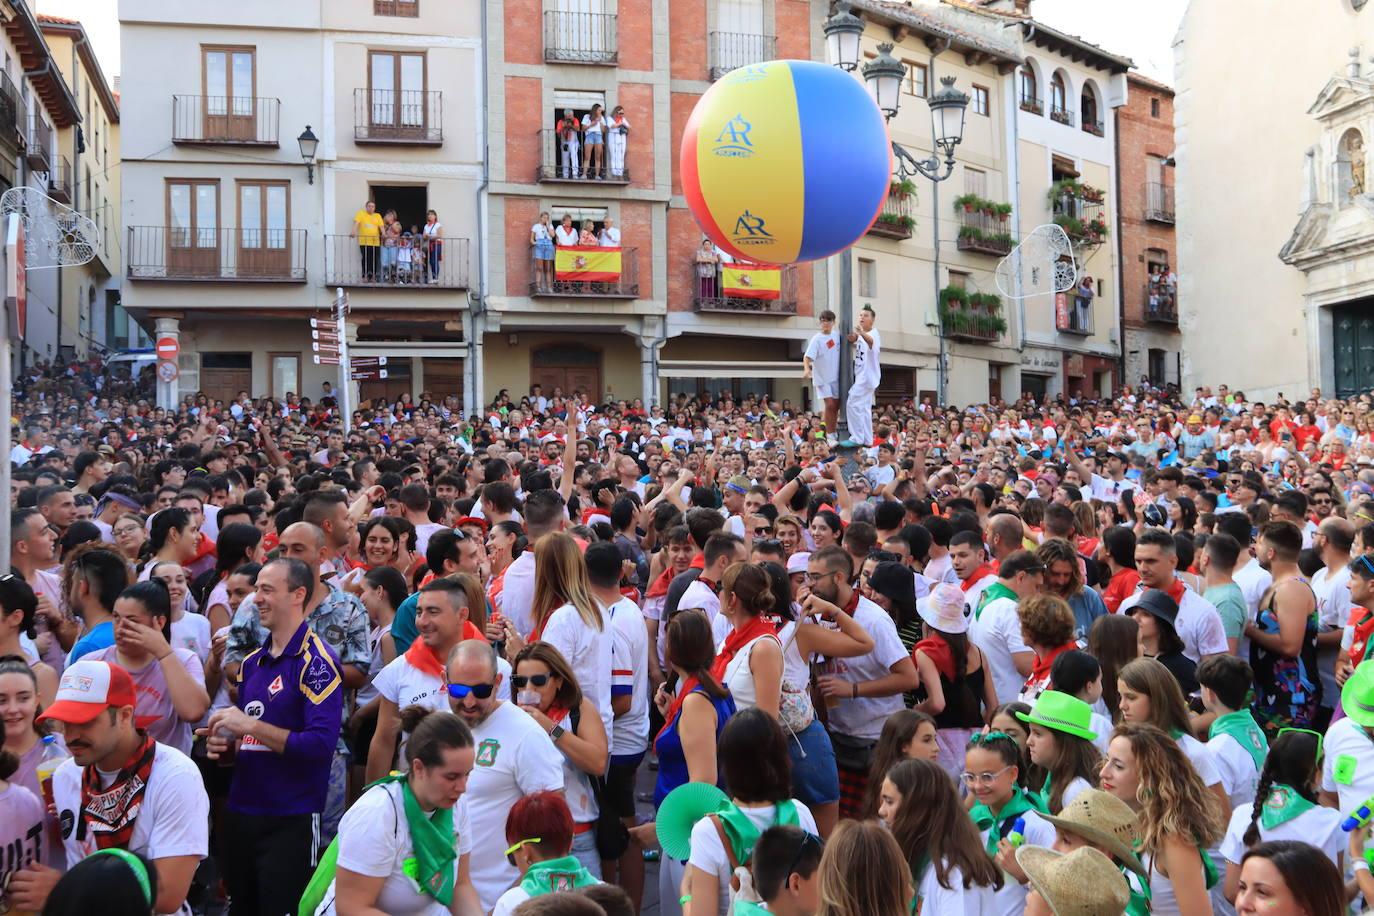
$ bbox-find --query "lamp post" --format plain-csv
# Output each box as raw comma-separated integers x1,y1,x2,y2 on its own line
822,8,969,427
298,125,320,184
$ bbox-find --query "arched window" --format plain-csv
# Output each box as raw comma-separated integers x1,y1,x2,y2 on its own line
1081,84,1101,135
1050,72,1070,123
1019,66,1040,113
1338,127,1366,204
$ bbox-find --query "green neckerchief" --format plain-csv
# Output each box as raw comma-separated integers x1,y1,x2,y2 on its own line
735,902,771,916
969,787,1045,855
375,774,456,905
1259,783,1318,831
1123,864,1151,916
1208,709,1269,771
716,800,800,866
975,581,1019,620
1033,773,1053,811
518,855,599,897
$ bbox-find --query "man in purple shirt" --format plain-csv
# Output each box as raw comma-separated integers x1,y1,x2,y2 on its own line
205,557,343,916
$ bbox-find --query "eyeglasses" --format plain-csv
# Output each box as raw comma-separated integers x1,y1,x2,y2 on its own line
446,682,495,700
960,764,1015,787
510,674,550,689
505,837,542,867
1276,726,1324,760
801,571,835,582
784,831,822,879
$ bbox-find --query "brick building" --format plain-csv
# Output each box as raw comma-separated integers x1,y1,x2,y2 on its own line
483,0,818,410
1116,71,1178,389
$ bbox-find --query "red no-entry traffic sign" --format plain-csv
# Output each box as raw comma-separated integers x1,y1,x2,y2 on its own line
155,336,180,362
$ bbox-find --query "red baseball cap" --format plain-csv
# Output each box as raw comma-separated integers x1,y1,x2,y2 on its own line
38,660,139,725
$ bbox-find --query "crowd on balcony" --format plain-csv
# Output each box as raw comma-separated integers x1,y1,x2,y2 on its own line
1148,264,1179,315
9,347,1374,915
557,103,631,180
529,210,623,293
351,201,446,285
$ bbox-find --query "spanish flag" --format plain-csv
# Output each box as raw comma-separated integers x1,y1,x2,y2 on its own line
721,264,781,300
555,245,622,282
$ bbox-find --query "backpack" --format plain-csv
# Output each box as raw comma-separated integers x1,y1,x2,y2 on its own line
298,783,401,916
704,801,798,916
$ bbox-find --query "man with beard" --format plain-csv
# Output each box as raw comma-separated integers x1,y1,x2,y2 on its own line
446,639,563,913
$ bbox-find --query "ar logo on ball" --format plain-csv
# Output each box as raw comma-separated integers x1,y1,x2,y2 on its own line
733,210,772,245
714,114,754,158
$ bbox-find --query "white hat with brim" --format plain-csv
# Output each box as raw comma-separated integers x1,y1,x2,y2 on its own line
916,582,970,635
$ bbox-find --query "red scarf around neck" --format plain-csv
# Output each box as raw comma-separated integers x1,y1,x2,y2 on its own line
1028,641,1077,685
404,622,482,677
915,633,956,681
960,564,996,592
80,732,156,850
655,675,702,747
1164,578,1187,605
645,566,678,599
710,614,778,681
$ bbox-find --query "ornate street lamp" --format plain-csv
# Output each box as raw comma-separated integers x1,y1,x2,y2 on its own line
298,125,320,184
823,2,865,72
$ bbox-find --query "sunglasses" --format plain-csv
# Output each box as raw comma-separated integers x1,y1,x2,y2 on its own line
510,674,551,689
784,831,822,879
446,682,495,700
505,837,542,867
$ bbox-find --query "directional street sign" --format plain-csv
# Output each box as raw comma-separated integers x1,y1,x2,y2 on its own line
313,354,340,365
352,368,388,381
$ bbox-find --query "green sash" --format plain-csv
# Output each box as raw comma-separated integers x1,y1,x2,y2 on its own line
970,787,1046,855
975,582,1019,620
382,775,457,905
1208,710,1268,771
1258,783,1318,831
715,800,801,866
1123,864,1152,916
518,855,600,897
734,902,771,916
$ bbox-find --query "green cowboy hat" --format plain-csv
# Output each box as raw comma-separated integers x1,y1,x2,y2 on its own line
655,782,729,861
1344,660,1374,728
1017,690,1098,742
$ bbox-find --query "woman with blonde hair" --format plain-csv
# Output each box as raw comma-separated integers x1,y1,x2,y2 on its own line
1071,501,1101,559
1100,723,1226,916
1116,657,1228,810
504,531,611,735
816,819,913,916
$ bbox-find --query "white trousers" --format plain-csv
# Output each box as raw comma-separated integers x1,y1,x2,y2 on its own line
608,132,627,176
846,384,875,445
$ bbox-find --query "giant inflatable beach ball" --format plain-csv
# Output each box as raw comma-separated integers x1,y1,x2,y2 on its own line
681,59,892,265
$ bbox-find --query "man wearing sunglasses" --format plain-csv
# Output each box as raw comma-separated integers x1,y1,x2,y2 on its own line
447,638,563,914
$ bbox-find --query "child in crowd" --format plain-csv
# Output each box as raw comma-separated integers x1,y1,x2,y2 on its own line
1197,654,1267,808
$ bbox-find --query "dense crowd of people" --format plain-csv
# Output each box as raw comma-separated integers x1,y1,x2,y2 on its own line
7,350,1374,915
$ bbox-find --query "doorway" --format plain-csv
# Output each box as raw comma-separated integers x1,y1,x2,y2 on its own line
1022,373,1048,402
531,343,601,401
370,185,429,234
203,47,256,141
201,352,252,403
1333,305,1374,397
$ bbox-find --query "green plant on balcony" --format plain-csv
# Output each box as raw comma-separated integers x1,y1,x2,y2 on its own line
1047,179,1082,205
994,202,1013,222
973,312,1008,336
1053,213,1085,239
890,178,917,199
876,211,916,231
1080,184,1105,203
939,304,973,335
1086,217,1109,239
953,193,978,213
970,291,1003,312
939,285,970,308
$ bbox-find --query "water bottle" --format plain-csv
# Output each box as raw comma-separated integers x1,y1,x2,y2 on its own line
35,735,69,809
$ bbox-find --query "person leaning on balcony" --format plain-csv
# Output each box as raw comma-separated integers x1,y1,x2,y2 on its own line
582,103,606,179
555,213,579,248
351,200,385,281
607,105,630,179
696,238,720,299
531,212,555,293
558,109,581,179
422,209,443,282
598,216,620,247
1075,276,1094,331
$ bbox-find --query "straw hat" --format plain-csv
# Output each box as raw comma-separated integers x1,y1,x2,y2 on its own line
1037,788,1145,876
1015,845,1129,916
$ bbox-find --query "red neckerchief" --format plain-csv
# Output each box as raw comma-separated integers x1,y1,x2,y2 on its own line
654,675,702,747
1028,641,1076,685
960,565,996,593
1164,578,1187,606
80,732,156,849
698,576,719,594
645,566,677,599
842,588,861,616
404,623,482,677
710,615,777,681
915,633,955,680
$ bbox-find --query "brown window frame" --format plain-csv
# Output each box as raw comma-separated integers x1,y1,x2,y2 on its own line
269,352,301,399
972,85,990,116
165,178,222,234
904,60,928,99
374,0,419,16
200,45,257,102
366,49,428,131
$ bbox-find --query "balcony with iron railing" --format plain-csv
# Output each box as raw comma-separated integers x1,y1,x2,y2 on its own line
1058,292,1095,336
45,156,71,205
374,0,418,15
325,234,469,289
708,32,775,81
1050,180,1107,248
26,116,51,172
0,74,21,150
529,247,639,298
1082,115,1104,137
939,288,1007,342
1050,103,1075,126
1144,182,1175,223
1019,92,1043,115
694,260,797,314
127,226,307,282
172,96,281,146
867,184,915,240
354,89,443,145
1145,283,1178,324
543,10,617,64
536,127,630,184
954,196,1014,255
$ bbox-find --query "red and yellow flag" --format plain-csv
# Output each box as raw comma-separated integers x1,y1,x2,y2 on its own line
555,245,623,282
721,264,781,300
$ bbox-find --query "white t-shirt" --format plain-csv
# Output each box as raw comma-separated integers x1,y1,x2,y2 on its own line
317,781,473,916
1089,710,1115,755
171,611,212,665
1219,796,1342,867
968,594,1032,705
497,552,537,639
1321,716,1374,812
722,633,781,714
54,742,208,916
373,653,511,766
1207,733,1261,809
687,801,818,916
918,860,998,915
555,225,580,247
823,595,909,741
466,702,566,913
599,226,621,246
803,331,841,386
851,328,882,390
412,522,446,557
541,601,614,740
1177,732,1223,788
1089,473,1129,503
1117,586,1228,663
978,809,1054,913
961,574,1000,623
607,597,650,758
531,222,552,242
1312,562,1353,709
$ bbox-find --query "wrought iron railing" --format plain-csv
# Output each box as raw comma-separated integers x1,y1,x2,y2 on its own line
529,246,639,298
543,11,617,64
172,95,281,145
708,32,775,81
1144,182,1175,223
354,89,442,144
694,262,797,314
325,234,469,288
127,226,307,281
